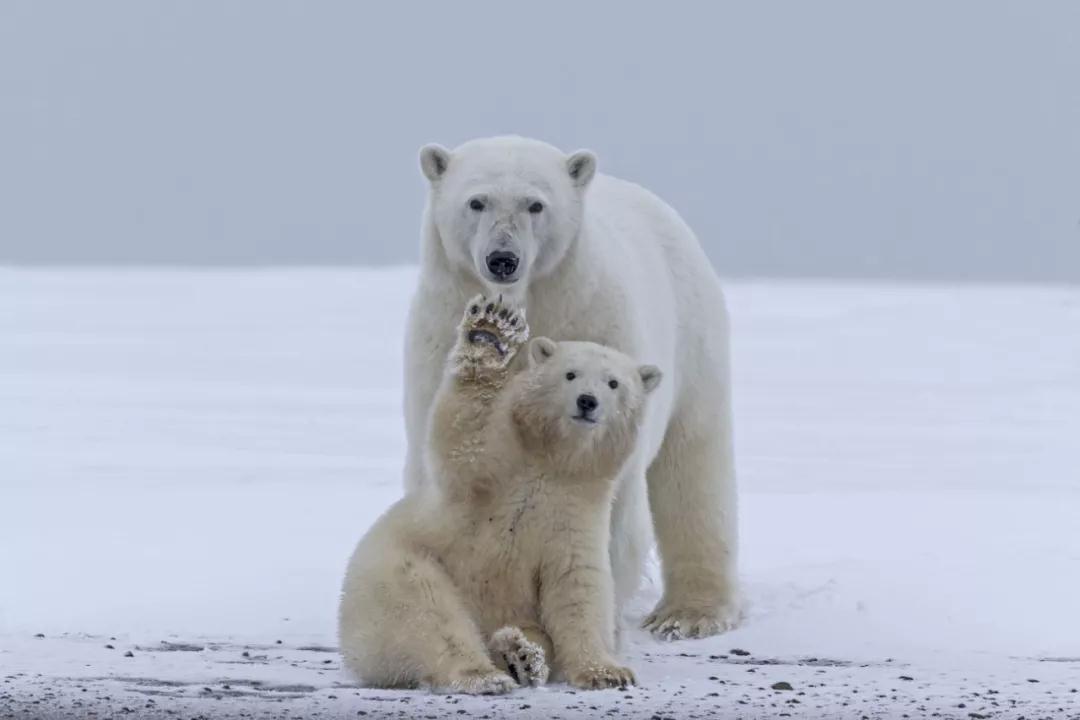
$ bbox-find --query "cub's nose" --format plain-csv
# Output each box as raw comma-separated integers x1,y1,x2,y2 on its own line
576,393,598,414
486,250,519,280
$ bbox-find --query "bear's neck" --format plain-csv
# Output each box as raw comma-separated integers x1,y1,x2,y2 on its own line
511,421,634,498
528,226,596,301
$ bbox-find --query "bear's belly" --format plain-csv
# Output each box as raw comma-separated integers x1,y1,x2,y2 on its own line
439,516,544,637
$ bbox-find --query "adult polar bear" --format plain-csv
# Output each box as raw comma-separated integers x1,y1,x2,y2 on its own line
403,136,738,638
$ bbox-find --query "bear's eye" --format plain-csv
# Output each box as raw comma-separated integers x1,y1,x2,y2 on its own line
468,198,485,212
528,201,544,214
608,379,619,390
565,372,576,381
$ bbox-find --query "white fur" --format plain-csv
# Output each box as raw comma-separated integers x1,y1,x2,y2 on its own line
403,136,739,639
340,299,647,691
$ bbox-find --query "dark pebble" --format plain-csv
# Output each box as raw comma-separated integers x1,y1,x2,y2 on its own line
771,682,794,691
730,648,751,656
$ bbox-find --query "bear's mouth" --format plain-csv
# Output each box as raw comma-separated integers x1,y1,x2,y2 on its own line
572,414,598,425
484,274,519,286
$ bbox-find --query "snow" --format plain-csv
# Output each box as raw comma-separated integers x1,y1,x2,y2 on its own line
2,268,1078,719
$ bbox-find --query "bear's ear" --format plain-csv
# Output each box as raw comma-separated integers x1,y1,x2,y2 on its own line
529,337,557,366
566,150,597,187
419,144,452,182
638,365,662,394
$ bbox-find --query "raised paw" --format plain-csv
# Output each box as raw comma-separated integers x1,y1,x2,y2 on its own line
489,626,549,688
642,599,742,641
566,661,637,690
453,294,529,373
439,667,517,695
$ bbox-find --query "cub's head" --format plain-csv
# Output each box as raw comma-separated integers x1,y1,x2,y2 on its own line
418,136,596,298
512,338,661,474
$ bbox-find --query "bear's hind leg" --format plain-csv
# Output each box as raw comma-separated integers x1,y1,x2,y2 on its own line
340,549,515,694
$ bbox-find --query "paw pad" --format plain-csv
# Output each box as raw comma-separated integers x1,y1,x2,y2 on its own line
455,295,529,369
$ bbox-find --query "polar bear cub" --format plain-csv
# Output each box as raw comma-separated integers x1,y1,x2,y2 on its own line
339,296,661,693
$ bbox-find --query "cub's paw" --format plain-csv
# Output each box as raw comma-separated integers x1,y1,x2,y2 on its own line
566,661,636,690
439,667,517,695
489,626,549,688
642,599,742,641
454,294,529,371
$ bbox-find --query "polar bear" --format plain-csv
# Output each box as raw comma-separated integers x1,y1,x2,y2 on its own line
339,296,658,692
403,136,738,638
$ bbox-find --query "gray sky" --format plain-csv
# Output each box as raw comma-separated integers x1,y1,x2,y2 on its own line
1,1,1078,282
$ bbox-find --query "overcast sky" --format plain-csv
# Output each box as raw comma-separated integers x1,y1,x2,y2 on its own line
1,1,1077,281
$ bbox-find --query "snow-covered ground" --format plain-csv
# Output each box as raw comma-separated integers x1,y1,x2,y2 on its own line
2,268,1078,719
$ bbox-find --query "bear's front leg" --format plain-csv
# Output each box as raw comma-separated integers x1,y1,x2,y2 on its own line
643,394,742,640
540,543,636,690
427,295,530,498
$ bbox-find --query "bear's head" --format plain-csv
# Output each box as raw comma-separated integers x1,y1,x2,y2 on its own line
511,337,661,477
419,136,596,295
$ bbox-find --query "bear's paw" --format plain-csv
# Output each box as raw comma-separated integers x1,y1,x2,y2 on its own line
453,294,529,373
489,626,549,688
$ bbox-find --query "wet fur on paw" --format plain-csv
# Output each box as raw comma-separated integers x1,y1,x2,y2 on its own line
642,599,742,641
489,626,549,688
437,667,517,695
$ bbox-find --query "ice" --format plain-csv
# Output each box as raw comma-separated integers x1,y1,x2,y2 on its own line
2,268,1078,718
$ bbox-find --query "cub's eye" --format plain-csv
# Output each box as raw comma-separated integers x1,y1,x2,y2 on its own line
468,198,485,211
608,379,619,390
528,201,544,214
565,372,576,381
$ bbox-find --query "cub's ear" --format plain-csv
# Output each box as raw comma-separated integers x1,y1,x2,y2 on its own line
638,365,662,393
419,144,452,182
566,149,597,187
529,337,557,366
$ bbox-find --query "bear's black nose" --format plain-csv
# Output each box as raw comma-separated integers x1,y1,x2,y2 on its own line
576,393,598,414
486,251,519,280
